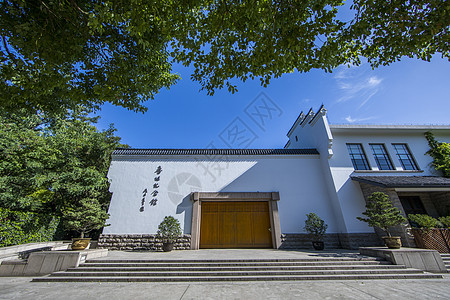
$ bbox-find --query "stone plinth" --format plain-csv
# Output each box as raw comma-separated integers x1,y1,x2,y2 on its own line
0,249,108,276
360,247,447,273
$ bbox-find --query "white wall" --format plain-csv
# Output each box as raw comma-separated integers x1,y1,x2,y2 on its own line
329,129,450,233
104,155,340,235
285,113,450,234
287,114,352,234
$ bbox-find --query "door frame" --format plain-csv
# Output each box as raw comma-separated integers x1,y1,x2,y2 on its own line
190,192,281,250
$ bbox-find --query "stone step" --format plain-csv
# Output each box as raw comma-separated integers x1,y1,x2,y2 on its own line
33,256,445,282
84,257,384,264
440,254,450,271
32,273,443,282
80,261,392,268
48,268,424,277
68,264,407,272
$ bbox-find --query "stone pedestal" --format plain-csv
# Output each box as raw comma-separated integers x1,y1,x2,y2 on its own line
0,249,108,276
360,247,447,273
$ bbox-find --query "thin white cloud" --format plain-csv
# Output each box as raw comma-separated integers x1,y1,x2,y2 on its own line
368,76,382,86
358,90,378,108
345,115,377,123
335,66,383,108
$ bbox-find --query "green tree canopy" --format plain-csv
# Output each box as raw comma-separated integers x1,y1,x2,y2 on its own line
425,132,450,178
1,0,179,113
0,107,123,237
1,1,449,112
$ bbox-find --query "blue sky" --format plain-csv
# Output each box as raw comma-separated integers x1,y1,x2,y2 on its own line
95,56,450,149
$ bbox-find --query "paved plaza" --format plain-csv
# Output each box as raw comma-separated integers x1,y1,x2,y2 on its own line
1,249,449,300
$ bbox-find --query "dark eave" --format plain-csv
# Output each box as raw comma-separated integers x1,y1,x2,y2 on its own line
351,176,450,188
113,148,319,156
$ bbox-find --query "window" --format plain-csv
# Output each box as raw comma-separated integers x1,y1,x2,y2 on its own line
347,144,370,170
370,144,393,170
399,196,426,215
392,144,418,170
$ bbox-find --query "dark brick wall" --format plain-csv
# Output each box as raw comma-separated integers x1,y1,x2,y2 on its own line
338,233,383,249
280,233,382,250
431,192,450,216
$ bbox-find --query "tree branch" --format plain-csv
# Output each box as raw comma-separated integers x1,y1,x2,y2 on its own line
70,0,89,15
2,36,16,65
2,36,29,67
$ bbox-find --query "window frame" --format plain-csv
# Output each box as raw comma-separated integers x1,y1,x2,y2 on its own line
369,143,394,170
392,143,419,170
346,143,371,170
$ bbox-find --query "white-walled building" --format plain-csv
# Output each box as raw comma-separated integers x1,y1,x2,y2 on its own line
100,107,450,250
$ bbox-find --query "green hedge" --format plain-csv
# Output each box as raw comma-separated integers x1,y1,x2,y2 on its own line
0,208,59,247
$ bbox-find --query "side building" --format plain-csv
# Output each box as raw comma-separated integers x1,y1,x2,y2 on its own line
99,107,450,250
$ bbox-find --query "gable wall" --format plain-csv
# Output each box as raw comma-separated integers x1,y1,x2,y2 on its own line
104,155,341,235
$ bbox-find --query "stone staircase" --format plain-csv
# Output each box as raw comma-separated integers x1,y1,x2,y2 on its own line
33,257,443,282
441,254,450,272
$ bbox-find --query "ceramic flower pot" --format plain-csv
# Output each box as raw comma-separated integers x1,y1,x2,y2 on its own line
382,236,402,249
312,241,325,250
162,242,174,252
71,238,91,250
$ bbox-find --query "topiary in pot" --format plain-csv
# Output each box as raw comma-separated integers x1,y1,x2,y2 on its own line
304,213,328,250
357,192,407,249
63,198,110,250
157,216,182,252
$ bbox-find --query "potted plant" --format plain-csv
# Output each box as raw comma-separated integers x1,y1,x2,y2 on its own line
357,192,407,249
157,216,182,252
63,198,110,250
304,213,328,250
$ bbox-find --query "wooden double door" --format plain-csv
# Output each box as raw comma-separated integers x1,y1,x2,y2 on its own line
199,201,273,248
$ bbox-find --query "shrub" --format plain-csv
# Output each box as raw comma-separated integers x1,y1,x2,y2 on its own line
304,213,328,241
0,208,59,247
357,192,407,237
157,216,182,243
408,214,442,230
438,216,450,228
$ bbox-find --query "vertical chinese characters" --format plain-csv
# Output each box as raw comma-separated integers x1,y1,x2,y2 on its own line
139,188,148,212
150,166,163,206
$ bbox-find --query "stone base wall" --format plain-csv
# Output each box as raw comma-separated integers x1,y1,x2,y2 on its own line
338,233,383,249
98,234,191,251
279,233,382,250
99,233,381,251
280,233,341,249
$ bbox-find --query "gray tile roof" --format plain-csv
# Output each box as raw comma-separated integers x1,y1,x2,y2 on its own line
113,148,319,156
351,176,450,188
330,124,450,130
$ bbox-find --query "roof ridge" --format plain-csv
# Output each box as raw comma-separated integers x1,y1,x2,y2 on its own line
112,148,319,156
